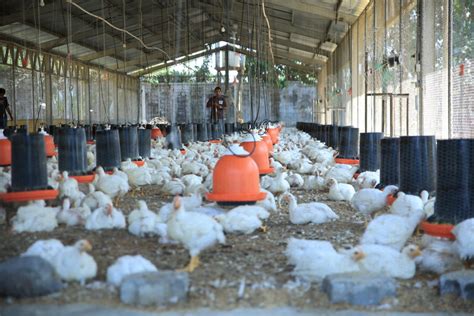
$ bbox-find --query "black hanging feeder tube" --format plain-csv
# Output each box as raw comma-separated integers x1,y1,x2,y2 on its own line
380,137,400,187
95,129,121,171
58,127,88,176
359,132,383,172
137,128,151,159
119,126,139,161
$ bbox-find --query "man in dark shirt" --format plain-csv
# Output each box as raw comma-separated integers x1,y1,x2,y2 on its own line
0,88,14,129
206,87,227,130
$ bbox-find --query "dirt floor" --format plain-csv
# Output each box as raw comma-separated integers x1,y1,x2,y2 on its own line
1,184,473,313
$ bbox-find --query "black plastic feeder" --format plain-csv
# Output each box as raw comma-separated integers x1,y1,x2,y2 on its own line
166,125,182,150
138,128,151,158
399,136,436,194
58,127,88,176
338,126,359,159
380,137,400,187
119,126,139,161
10,134,48,191
430,139,473,224
196,123,208,142
95,129,121,171
225,123,235,135
359,132,383,172
181,124,195,145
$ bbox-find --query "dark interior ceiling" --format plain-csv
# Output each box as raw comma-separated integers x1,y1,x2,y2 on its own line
0,0,368,77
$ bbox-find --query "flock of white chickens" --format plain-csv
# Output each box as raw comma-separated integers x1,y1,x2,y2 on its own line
1,127,474,295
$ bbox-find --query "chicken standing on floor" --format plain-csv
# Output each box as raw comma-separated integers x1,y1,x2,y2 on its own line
167,196,225,272
351,185,399,223
53,239,97,285
267,170,290,195
282,192,339,225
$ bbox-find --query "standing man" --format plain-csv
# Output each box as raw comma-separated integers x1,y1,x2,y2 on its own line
0,88,14,129
206,86,227,133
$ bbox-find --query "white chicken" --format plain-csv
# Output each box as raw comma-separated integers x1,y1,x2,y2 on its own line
167,196,225,272
161,178,185,195
417,235,463,274
230,205,270,220
57,198,91,226
267,170,290,195
124,167,153,186
128,200,165,237
302,173,326,191
58,171,85,203
356,170,380,189
81,184,113,210
112,167,128,181
95,166,130,199
351,185,399,221
158,192,204,222
327,178,356,202
256,189,278,213
286,238,360,281
325,165,359,184
53,239,97,285
420,190,435,218
215,211,262,235
287,172,304,188
22,239,65,265
282,193,339,225
390,192,425,219
360,213,419,251
350,244,422,279
85,204,126,230
106,255,158,287
452,218,474,263
11,200,59,233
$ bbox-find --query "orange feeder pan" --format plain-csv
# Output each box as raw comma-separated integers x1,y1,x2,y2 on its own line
151,128,163,139
70,173,96,184
44,135,56,157
0,138,12,166
420,221,455,240
0,189,59,203
206,152,266,204
266,128,280,144
87,140,95,145
241,139,274,175
261,134,274,155
133,160,145,167
335,158,360,165
209,139,222,144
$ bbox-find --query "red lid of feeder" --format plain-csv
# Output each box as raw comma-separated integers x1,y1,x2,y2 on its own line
151,128,163,139
44,135,56,157
261,134,274,155
266,127,280,144
0,189,59,203
206,152,266,203
87,140,95,145
335,158,360,165
420,221,455,240
209,139,222,144
0,139,12,166
133,160,145,167
241,137,274,175
70,174,96,184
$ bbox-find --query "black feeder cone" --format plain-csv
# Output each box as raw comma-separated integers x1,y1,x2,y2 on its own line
206,123,213,138
58,127,88,176
359,132,383,172
192,124,198,141
96,129,121,171
119,126,139,161
338,126,359,159
399,136,436,195
196,123,208,142
166,125,182,150
380,137,400,187
181,124,194,145
83,125,93,141
138,128,151,159
11,134,48,191
225,123,235,135
327,125,339,149
431,139,472,224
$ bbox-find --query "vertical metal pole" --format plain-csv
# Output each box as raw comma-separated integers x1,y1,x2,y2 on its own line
416,0,424,135
399,0,403,134
32,68,36,131
76,75,80,124
447,0,453,139
390,94,394,136
87,67,91,125
11,52,17,127
406,96,409,136
383,0,387,135
364,11,368,133
372,0,376,132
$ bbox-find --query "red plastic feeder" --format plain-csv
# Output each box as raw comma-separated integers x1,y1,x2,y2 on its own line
44,135,56,157
261,133,274,155
206,144,266,204
209,139,222,144
266,127,280,144
335,158,360,165
240,134,274,175
151,128,163,139
0,189,59,203
133,160,145,167
70,174,96,184
420,221,455,240
0,138,12,166
87,140,95,145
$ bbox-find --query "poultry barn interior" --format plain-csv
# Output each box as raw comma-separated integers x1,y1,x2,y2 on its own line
0,0,473,315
